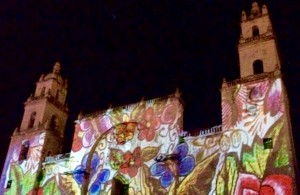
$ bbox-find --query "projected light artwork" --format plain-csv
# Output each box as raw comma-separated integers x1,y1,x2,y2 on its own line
16,77,294,195
2,133,45,194
1,2,297,194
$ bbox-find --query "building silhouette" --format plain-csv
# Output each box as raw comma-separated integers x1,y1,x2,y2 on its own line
1,2,298,195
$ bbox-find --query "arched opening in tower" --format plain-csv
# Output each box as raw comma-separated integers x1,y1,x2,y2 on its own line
253,59,264,74
28,112,36,128
19,141,30,161
55,90,59,100
41,87,46,96
50,115,58,130
252,25,259,37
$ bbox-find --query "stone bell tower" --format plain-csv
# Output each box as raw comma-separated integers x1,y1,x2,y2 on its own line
221,2,298,194
238,2,281,78
0,62,69,194
19,62,68,138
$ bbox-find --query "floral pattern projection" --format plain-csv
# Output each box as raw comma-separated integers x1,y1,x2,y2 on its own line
37,95,193,195
33,78,296,195
208,77,294,195
2,132,46,195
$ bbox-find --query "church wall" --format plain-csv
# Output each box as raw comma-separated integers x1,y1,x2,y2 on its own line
20,100,47,131
0,132,46,194
219,77,296,194
36,95,187,194
43,131,64,157
1,3,298,195
70,95,184,194
26,77,297,194
238,39,279,77
43,103,68,136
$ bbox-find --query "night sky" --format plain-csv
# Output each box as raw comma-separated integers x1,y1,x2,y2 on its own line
1,0,299,173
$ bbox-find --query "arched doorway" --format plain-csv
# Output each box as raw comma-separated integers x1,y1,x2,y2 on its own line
253,59,264,74
252,25,259,37
111,175,129,195
28,112,36,128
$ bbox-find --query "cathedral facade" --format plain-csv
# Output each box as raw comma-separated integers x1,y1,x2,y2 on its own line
1,2,298,195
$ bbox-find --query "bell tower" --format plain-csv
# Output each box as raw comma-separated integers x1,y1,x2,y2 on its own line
0,62,69,194
19,62,68,137
238,2,281,77
221,2,298,194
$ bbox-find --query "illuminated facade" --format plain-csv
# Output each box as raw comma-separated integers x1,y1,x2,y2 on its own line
1,2,298,195
0,62,69,194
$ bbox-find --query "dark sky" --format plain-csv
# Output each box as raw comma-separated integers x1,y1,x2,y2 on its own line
1,0,300,172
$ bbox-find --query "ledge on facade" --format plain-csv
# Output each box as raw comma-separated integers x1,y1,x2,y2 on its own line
14,123,45,135
77,90,183,121
242,13,269,22
43,153,71,165
223,69,281,87
25,95,68,113
184,125,222,138
239,33,274,45
15,122,62,136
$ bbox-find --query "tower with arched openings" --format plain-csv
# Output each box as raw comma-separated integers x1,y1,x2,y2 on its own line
0,62,68,194
238,2,280,77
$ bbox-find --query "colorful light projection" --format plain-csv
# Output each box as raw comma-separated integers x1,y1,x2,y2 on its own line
25,78,296,194
71,96,185,195
215,77,294,194
2,132,46,195
37,154,81,195
36,95,185,194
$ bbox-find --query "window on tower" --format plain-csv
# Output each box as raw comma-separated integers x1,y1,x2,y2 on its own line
263,138,273,149
55,90,59,100
252,25,259,37
253,60,264,74
28,112,36,128
41,87,46,96
19,141,30,161
50,115,58,130
6,180,12,189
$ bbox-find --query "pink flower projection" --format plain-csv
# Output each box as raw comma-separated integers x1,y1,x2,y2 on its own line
266,79,283,116
221,79,284,143
72,124,83,152
72,99,182,151
137,107,161,141
120,147,142,177
160,100,182,132
161,101,180,123
72,115,112,152
234,173,292,195
80,119,97,147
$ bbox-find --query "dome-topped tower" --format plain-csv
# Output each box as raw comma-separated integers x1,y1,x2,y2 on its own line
19,62,68,136
0,62,69,194
53,61,61,74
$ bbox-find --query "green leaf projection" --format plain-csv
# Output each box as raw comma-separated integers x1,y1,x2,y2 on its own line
242,143,270,178
2,133,46,195
1,78,296,194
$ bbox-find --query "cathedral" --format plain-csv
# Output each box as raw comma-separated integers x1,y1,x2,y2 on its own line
0,2,298,195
